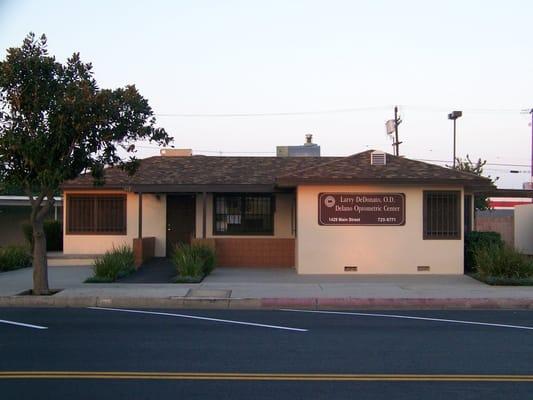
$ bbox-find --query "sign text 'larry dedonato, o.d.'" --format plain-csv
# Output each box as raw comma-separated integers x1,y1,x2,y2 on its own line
318,193,406,226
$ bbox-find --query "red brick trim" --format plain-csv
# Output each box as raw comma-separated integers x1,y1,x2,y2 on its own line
215,238,295,267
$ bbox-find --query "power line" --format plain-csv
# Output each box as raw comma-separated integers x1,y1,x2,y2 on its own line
134,144,530,166
155,105,389,118
154,105,529,118
414,158,531,168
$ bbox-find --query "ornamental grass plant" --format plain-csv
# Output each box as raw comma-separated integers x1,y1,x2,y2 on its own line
474,243,533,280
172,243,216,281
87,245,135,282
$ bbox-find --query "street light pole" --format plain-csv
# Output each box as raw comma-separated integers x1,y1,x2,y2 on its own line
453,118,457,168
448,111,463,168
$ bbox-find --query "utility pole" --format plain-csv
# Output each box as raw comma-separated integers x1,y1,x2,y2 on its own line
385,106,402,155
393,106,402,156
520,108,533,189
530,109,533,184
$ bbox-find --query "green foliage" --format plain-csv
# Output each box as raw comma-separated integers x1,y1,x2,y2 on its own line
90,245,135,282
473,244,533,280
0,33,171,195
0,32,171,293
172,243,217,278
0,245,32,271
464,231,503,272
453,155,498,210
472,275,533,286
84,275,115,283
22,220,63,251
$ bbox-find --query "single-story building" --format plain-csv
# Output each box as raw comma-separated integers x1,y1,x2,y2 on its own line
61,149,494,274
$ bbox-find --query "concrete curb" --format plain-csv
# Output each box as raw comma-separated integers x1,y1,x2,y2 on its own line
0,295,532,309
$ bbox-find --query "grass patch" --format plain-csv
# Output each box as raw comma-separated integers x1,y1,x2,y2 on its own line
173,275,205,284
171,243,216,282
84,276,115,283
469,273,533,286
0,246,32,272
85,245,135,283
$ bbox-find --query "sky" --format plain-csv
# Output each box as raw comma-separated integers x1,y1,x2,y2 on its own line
1,0,532,188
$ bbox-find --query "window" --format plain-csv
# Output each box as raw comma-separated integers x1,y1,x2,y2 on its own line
214,194,274,235
423,191,461,240
67,194,126,234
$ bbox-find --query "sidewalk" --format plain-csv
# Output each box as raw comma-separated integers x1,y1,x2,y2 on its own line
1,265,532,309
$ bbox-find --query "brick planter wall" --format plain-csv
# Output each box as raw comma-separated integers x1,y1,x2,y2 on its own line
133,237,155,268
214,238,295,267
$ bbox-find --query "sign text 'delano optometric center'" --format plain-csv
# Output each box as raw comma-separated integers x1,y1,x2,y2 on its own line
318,193,405,226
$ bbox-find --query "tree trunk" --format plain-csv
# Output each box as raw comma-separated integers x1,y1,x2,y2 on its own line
32,217,50,295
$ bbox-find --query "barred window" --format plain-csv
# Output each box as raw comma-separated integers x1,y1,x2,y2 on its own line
423,191,461,240
214,194,274,235
67,194,126,234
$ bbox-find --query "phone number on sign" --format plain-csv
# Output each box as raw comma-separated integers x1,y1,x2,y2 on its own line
377,217,397,223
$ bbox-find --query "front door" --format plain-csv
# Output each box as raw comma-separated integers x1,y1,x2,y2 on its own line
166,195,196,256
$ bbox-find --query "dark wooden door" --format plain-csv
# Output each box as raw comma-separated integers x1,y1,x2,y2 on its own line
166,195,196,256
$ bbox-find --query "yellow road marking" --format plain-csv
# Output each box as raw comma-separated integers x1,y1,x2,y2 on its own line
0,372,532,382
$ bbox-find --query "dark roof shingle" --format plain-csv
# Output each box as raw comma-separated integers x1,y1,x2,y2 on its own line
62,156,339,189
62,150,494,191
277,150,494,189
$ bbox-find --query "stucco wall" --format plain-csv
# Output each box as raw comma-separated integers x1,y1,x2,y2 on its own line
63,191,167,257
514,204,533,255
195,193,295,239
296,185,464,274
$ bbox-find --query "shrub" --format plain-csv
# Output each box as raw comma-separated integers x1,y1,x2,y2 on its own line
464,231,503,272
172,243,216,278
0,246,32,271
91,245,135,282
22,220,63,251
474,244,533,280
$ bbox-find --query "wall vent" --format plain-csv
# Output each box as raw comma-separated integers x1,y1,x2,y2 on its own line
417,265,430,272
344,266,358,272
371,151,387,166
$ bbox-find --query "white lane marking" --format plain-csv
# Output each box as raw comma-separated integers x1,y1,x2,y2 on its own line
281,309,533,331
0,319,48,330
88,307,308,332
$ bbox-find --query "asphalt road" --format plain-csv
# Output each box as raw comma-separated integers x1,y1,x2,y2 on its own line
1,308,532,399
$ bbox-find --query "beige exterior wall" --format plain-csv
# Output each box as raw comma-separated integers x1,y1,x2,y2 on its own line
195,193,295,239
296,185,465,274
63,191,167,257
514,204,533,255
64,191,293,257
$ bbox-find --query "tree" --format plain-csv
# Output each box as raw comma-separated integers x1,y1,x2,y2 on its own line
453,155,499,210
0,33,171,294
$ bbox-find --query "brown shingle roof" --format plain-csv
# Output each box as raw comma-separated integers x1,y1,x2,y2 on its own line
62,150,495,191
277,150,495,190
62,156,340,189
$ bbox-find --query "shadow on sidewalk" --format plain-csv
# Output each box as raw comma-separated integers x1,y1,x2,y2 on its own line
117,258,176,284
